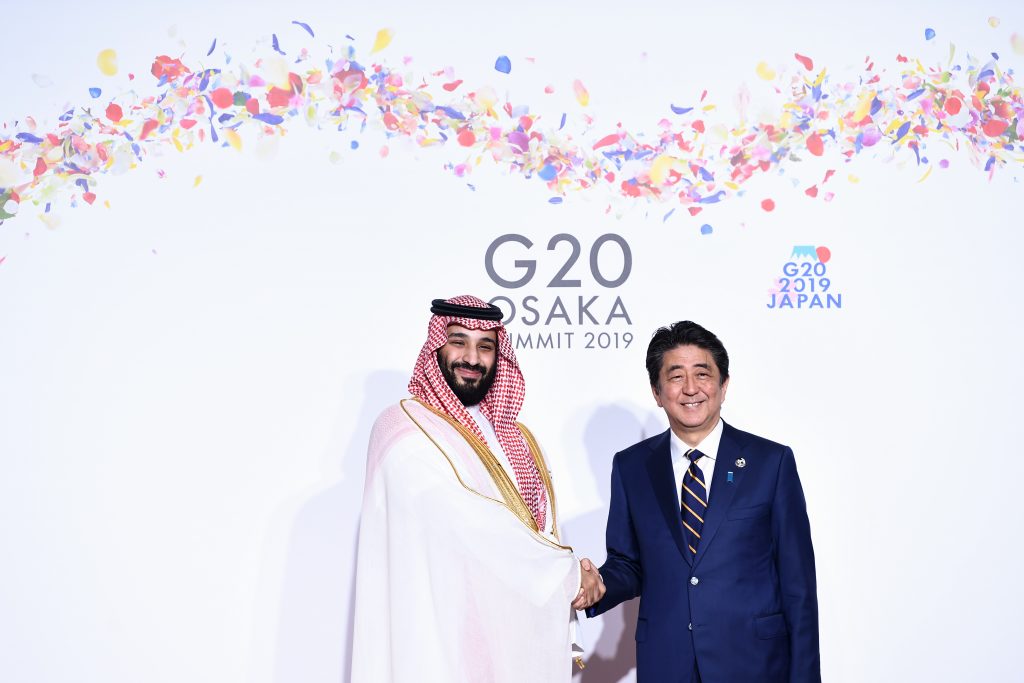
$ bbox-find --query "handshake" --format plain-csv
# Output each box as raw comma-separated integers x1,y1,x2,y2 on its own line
572,558,606,610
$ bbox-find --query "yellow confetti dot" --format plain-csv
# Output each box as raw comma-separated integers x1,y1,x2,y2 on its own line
988,17,1000,28
847,174,860,184
264,57,292,89
573,79,590,107
193,175,203,188
97,49,118,76
225,129,243,152
649,155,676,185
755,61,776,81
0,158,20,186
371,28,394,54
1013,33,1024,56
852,90,875,122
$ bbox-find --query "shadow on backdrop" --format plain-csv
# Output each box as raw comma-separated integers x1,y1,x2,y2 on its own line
564,403,663,683
273,371,407,683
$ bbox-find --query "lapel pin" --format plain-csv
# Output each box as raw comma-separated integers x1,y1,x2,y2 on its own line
727,471,734,483
735,458,746,468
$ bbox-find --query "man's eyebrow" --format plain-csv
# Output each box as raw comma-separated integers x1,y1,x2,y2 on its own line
664,362,711,372
446,332,496,344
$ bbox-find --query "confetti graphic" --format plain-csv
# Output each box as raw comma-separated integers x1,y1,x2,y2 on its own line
1,23,1022,227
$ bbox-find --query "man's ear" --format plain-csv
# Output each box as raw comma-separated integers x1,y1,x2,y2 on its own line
651,382,663,408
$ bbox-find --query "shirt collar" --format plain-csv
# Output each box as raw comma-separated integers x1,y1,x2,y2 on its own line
670,417,724,465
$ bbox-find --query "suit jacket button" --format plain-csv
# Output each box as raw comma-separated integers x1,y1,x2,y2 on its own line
690,576,699,585
688,622,693,630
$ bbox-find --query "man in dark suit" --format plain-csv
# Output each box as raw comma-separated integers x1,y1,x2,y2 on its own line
586,321,819,682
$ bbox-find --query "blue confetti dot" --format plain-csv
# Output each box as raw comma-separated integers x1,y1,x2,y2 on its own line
495,55,511,74
89,87,101,98
350,140,359,150
700,224,713,235
538,164,557,181
548,197,563,204
925,28,935,41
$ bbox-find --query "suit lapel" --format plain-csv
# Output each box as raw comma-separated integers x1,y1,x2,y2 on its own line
693,421,746,568
645,430,692,564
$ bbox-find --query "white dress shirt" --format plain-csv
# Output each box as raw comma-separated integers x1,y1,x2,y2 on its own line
671,417,725,508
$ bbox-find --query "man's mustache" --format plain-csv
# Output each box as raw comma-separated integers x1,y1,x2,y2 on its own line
451,361,488,374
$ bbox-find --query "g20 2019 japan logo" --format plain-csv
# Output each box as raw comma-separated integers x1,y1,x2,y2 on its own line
767,246,843,310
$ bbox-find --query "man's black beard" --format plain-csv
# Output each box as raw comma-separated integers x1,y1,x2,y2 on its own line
437,351,497,406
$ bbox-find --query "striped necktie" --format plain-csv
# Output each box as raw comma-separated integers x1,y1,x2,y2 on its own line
681,449,708,555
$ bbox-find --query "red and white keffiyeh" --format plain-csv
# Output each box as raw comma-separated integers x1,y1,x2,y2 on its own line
408,295,547,530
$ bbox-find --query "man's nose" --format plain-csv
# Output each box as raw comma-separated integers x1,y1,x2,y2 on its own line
682,376,698,394
464,346,480,365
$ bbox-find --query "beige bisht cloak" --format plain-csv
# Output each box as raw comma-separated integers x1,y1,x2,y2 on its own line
351,399,582,683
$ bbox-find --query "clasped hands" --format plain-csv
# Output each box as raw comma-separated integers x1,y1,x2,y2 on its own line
572,558,605,610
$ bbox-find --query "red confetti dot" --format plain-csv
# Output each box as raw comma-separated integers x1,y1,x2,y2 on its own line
761,199,775,212
83,192,96,205
944,97,962,115
805,185,819,198
457,129,476,147
267,86,291,108
794,53,814,71
33,157,47,177
140,118,159,140
806,133,824,157
105,103,123,122
816,246,831,263
442,80,463,92
245,98,260,115
621,180,643,197
180,119,197,130
210,88,233,109
982,119,1009,137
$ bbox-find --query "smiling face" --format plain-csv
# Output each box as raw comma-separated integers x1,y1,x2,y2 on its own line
436,324,498,406
652,344,729,446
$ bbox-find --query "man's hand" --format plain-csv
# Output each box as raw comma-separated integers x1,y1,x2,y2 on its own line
572,557,606,610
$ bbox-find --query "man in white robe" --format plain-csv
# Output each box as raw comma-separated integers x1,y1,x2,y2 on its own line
351,295,604,682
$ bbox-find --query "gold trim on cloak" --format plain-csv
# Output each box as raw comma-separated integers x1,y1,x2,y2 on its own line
400,399,569,550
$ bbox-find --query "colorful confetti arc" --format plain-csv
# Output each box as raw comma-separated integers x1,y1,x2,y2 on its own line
1,25,1022,227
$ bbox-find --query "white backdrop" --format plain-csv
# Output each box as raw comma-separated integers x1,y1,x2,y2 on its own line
2,2,1023,682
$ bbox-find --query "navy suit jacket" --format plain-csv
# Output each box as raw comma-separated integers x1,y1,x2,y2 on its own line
587,421,820,683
